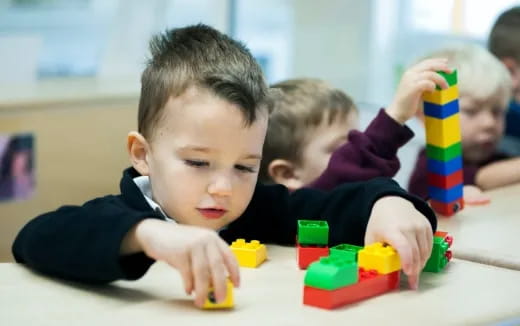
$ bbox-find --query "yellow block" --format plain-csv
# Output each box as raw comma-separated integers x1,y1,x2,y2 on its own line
425,113,462,148
230,239,267,268
358,242,401,274
423,85,459,105
203,279,234,309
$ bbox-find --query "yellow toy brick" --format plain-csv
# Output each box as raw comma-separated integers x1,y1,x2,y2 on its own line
358,242,401,274
425,113,461,148
422,85,459,105
230,239,267,268
202,279,234,309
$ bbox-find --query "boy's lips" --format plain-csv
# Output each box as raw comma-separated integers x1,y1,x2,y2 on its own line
197,208,228,219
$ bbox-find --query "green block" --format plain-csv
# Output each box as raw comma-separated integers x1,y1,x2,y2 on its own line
423,237,450,272
297,220,329,245
304,256,358,290
426,142,462,162
330,244,363,261
435,69,458,90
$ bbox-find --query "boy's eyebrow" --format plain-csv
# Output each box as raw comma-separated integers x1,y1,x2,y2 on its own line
178,146,262,160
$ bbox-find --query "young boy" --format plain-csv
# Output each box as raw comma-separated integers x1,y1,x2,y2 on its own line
488,6,520,156
408,44,518,199
260,59,451,191
12,24,436,308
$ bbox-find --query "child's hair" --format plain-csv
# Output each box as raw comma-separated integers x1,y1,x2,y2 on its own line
420,44,511,105
259,78,356,183
488,6,520,63
0,134,34,179
138,24,271,140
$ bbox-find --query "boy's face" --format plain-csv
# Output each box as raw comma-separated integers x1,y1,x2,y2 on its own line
459,93,507,163
135,86,267,230
296,111,358,186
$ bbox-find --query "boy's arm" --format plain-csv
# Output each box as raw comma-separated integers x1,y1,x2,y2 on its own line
475,157,520,190
12,195,160,283
307,109,414,191
221,177,437,246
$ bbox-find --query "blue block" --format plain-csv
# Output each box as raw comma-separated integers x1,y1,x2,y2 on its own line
427,157,462,175
428,184,463,203
424,99,459,119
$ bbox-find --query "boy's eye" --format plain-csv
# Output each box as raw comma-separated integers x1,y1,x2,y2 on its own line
185,159,209,168
235,164,256,173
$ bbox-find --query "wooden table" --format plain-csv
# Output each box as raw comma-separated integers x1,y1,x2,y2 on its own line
1,246,520,326
438,183,520,270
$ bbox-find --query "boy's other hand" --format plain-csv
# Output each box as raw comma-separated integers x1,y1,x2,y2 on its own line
131,219,240,307
365,196,433,290
386,58,452,125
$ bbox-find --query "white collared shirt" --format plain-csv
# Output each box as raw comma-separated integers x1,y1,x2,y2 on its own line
133,176,176,223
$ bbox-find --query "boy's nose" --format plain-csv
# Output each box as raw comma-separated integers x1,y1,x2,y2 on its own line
208,174,232,197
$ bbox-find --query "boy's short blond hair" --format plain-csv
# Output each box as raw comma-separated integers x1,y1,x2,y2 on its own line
259,78,356,183
421,44,511,106
489,6,520,63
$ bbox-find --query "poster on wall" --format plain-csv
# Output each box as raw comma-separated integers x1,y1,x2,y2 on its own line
0,133,35,202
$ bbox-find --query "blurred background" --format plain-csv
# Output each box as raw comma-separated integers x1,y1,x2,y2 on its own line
0,0,518,261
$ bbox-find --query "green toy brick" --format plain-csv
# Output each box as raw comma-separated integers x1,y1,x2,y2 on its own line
304,256,358,290
423,236,450,272
329,244,363,261
426,143,462,162
297,220,329,245
435,70,458,90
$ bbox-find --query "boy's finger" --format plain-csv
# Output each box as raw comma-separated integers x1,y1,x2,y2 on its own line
206,243,227,303
383,232,413,276
174,256,194,295
419,71,450,89
192,245,211,307
419,227,433,268
415,58,452,73
217,239,240,288
407,272,420,290
402,231,421,277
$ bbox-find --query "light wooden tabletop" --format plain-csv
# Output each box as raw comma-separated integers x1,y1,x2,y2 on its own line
438,183,520,270
1,245,520,326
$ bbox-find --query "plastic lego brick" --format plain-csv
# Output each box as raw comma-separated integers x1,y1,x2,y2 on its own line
357,242,401,274
426,142,462,162
424,99,459,119
304,256,358,290
297,220,329,245
425,114,461,148
427,156,463,175
434,231,453,247
430,198,464,216
428,183,463,203
427,170,463,189
297,242,330,270
423,237,450,273
329,244,363,261
423,84,459,105
434,70,458,90
203,279,234,309
303,269,400,309
230,239,267,268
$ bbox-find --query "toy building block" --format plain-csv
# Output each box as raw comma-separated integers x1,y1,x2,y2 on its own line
297,220,329,245
424,99,459,119
203,279,234,309
424,114,461,148
422,84,459,105
426,142,461,162
423,236,452,273
297,242,329,269
303,269,400,309
357,242,401,274
428,183,463,203
430,198,464,216
304,256,358,290
329,244,363,261
435,70,458,89
230,239,267,268
427,156,462,175
427,170,463,189
434,231,454,247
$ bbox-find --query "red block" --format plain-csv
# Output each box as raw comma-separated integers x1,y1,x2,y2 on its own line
427,170,463,189
303,269,400,309
297,243,329,269
430,198,464,217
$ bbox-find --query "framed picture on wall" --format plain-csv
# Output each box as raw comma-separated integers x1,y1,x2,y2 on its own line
0,133,35,202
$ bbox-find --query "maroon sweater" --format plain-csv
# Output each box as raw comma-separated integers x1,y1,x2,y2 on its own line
307,109,414,191
408,148,510,199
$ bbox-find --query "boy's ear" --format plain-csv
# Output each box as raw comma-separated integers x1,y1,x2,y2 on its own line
268,159,304,191
127,131,150,176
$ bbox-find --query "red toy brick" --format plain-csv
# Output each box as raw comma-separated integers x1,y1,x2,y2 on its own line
303,269,400,309
297,242,329,270
427,170,463,189
430,198,464,216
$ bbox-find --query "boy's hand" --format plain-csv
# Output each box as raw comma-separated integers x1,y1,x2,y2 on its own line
386,58,452,124
463,185,491,205
365,196,433,290
131,219,240,307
